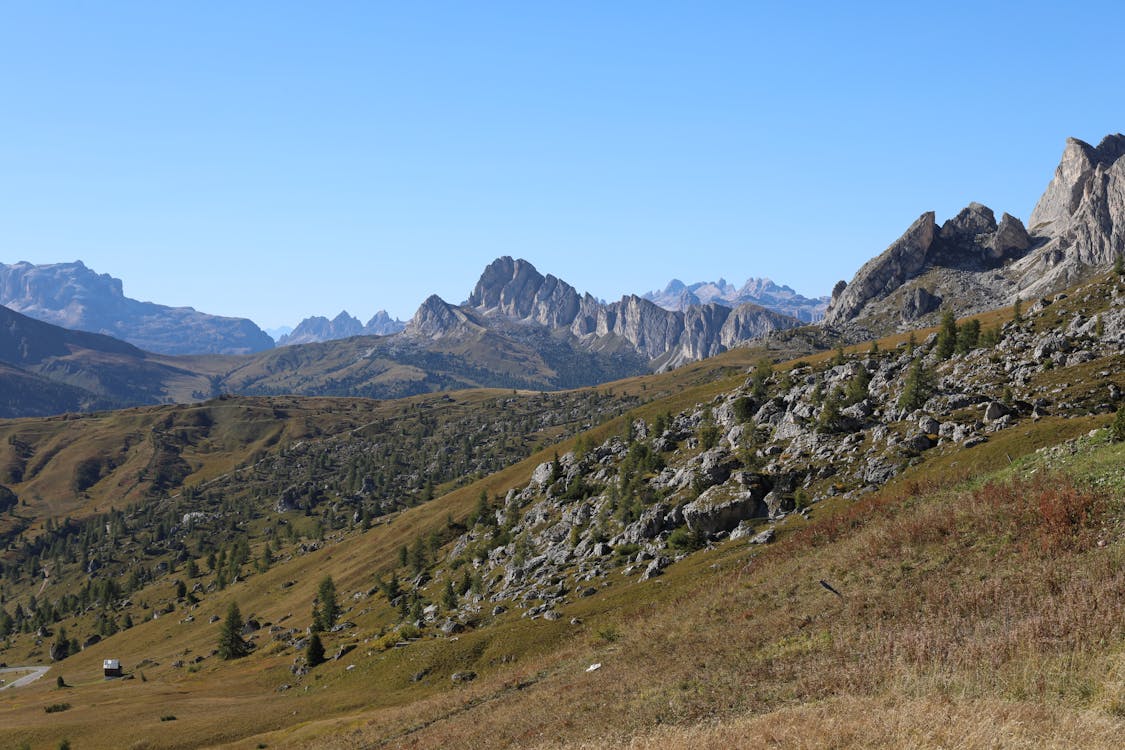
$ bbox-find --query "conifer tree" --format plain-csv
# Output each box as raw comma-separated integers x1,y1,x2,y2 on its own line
935,309,958,359
217,602,250,660
1112,407,1125,443
442,579,458,610
306,632,325,667
311,576,339,632
897,359,933,412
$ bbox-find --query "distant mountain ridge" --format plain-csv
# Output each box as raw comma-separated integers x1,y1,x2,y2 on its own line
0,303,216,416
445,256,803,370
0,260,274,355
642,277,829,322
278,309,405,346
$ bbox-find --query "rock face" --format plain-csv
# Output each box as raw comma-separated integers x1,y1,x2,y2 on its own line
1015,134,1125,297
822,134,1125,339
0,261,274,355
820,203,1033,334
455,257,803,369
642,277,829,322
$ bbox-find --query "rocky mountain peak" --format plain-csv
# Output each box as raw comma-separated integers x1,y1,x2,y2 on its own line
407,294,475,339
1029,133,1125,234
642,275,827,322
1016,132,1125,298
939,202,996,241
823,211,936,327
365,310,406,335
0,260,273,355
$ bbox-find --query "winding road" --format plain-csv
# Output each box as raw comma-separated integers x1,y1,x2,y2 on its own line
0,665,50,691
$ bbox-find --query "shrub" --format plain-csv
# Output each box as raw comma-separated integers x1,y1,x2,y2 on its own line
596,625,620,643
44,702,71,713
1111,407,1125,442
668,526,705,553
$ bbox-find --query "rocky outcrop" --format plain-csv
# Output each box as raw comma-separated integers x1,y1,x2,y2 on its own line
820,134,1125,337
439,272,1125,622
1015,134,1125,297
824,212,938,326
0,261,274,355
823,205,1034,332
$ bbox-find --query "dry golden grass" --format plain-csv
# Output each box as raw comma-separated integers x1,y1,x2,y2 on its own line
279,455,1124,750
537,695,1125,750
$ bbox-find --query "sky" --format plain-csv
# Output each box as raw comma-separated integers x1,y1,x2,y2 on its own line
2,2,1124,330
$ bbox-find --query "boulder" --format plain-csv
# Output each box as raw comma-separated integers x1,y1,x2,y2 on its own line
683,486,768,535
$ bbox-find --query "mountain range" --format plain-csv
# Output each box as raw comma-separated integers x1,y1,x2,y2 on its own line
2,133,1123,418
0,257,802,417
277,309,406,345
642,277,829,321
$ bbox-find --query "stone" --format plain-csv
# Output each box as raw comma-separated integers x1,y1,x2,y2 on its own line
749,528,775,545
683,486,768,535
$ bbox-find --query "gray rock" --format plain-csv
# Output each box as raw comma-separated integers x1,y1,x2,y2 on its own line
640,556,671,581
983,401,1013,422
749,528,775,545
683,486,768,535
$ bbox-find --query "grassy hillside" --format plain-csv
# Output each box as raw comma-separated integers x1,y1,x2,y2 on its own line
0,274,1123,748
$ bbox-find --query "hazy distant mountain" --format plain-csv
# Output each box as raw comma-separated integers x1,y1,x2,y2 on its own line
642,277,829,322
0,261,275,355
264,325,293,340
278,309,406,345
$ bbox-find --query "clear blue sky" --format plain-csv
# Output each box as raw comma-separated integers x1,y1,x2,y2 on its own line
1,2,1122,329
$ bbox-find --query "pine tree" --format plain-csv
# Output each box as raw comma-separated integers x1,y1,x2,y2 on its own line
956,318,980,353
442,579,458,610
751,357,773,401
844,366,870,406
306,632,325,667
1112,407,1125,442
217,602,250,660
817,388,844,434
935,309,958,359
311,576,339,632
897,359,933,412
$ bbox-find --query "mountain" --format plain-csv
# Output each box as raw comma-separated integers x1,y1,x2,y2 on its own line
1018,134,1125,296
643,276,829,322
277,309,406,346
458,256,803,370
822,133,1125,338
0,304,217,416
0,260,275,355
